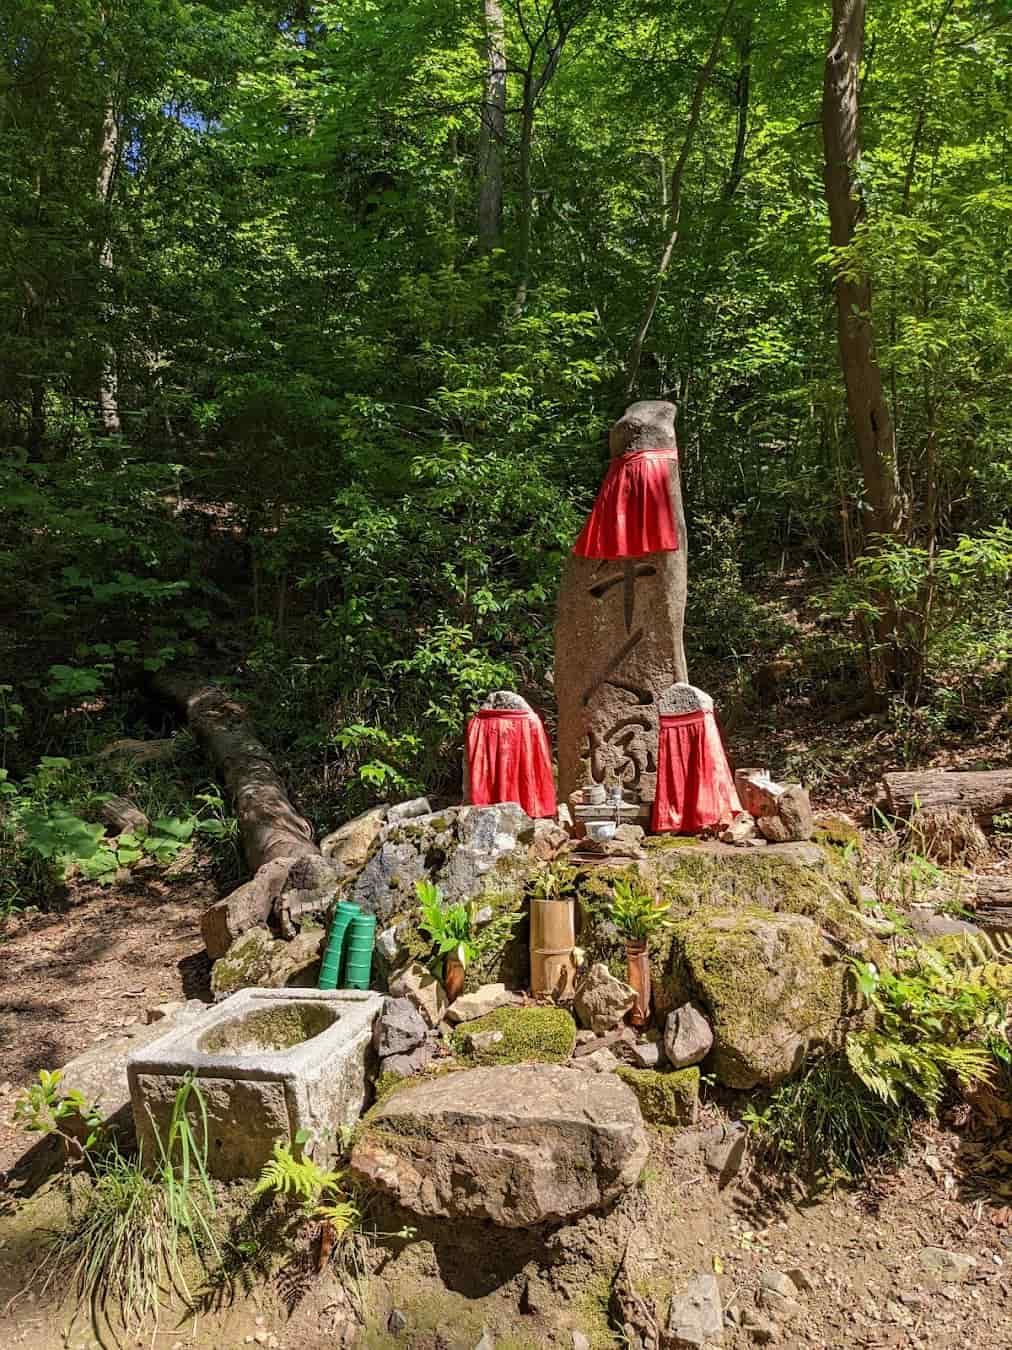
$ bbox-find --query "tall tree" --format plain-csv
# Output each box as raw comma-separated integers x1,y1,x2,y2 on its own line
623,0,735,396
95,89,122,435
478,0,506,252
821,0,905,542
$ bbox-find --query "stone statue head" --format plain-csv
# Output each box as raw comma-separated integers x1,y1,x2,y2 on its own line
609,400,678,459
480,690,532,712
656,682,713,715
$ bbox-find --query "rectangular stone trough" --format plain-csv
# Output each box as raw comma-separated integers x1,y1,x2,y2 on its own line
126,987,382,1180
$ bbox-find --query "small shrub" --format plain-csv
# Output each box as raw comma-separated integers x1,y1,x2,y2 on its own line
745,943,1012,1185
743,1055,912,1183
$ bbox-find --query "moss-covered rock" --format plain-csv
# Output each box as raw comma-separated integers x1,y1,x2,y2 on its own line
575,841,870,1025
665,906,871,1089
813,813,864,856
615,1066,699,1126
210,926,275,998
451,1006,576,1066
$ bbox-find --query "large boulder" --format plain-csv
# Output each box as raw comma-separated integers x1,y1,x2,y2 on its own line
320,805,388,871
351,1064,648,1226
668,907,866,1088
348,804,535,921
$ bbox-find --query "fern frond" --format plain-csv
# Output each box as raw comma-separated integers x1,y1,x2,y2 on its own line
316,1197,360,1234
253,1142,342,1207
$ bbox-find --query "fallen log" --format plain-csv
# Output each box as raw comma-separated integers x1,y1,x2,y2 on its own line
975,877,1012,928
883,769,1012,829
149,672,319,874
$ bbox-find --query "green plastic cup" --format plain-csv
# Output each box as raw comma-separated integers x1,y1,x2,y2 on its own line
342,913,376,990
318,900,361,991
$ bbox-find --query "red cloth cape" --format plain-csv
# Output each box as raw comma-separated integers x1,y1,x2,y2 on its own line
572,447,679,559
466,709,557,819
651,709,742,834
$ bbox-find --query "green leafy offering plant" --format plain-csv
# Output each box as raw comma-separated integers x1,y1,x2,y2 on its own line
608,878,672,941
416,880,479,970
528,862,578,903
13,1069,107,1163
415,880,522,975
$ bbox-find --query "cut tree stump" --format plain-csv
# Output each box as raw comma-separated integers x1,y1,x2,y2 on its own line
149,672,319,874
883,770,1012,829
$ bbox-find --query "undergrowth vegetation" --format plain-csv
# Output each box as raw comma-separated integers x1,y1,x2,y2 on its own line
19,1074,218,1336
744,944,1012,1185
0,745,240,918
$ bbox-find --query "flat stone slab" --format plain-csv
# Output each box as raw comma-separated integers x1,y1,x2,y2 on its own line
127,987,382,1179
351,1063,649,1227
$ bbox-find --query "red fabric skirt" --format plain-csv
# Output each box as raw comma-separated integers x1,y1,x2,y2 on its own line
651,710,742,834
572,447,679,559
466,709,557,819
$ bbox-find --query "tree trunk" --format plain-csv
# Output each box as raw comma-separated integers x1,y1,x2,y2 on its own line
150,672,319,872
884,769,1012,829
478,0,506,253
624,0,734,396
96,97,121,435
514,73,535,313
724,16,752,202
821,0,903,541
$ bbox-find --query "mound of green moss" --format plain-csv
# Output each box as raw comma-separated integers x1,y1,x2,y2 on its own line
451,1005,576,1066
616,1066,699,1127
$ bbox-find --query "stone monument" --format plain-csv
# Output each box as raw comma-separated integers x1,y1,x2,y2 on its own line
555,400,688,805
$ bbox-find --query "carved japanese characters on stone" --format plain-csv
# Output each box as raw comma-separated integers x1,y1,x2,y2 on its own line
555,400,688,804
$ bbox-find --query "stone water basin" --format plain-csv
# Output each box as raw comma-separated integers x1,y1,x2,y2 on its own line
126,987,382,1179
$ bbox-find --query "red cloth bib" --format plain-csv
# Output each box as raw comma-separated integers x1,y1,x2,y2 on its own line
572,447,679,559
466,709,557,819
651,709,741,834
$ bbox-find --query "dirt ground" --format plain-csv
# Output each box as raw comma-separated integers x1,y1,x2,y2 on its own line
0,865,215,1177
1,1109,1011,1349
2,665,1012,1347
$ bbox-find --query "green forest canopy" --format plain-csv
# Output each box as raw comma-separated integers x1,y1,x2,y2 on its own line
2,0,1010,813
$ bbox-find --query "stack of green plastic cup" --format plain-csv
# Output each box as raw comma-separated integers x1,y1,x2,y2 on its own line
343,912,376,990
318,900,361,990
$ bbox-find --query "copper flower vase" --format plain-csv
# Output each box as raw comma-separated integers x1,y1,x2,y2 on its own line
626,940,651,1028
443,955,466,1003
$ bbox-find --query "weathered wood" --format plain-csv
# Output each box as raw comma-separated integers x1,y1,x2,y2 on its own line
884,770,1012,828
201,857,291,959
100,795,150,836
976,877,1012,918
150,672,319,874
